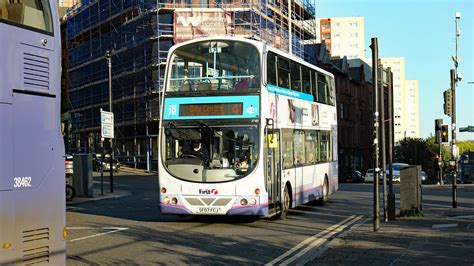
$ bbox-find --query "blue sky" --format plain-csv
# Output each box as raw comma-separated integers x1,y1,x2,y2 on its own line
316,0,473,141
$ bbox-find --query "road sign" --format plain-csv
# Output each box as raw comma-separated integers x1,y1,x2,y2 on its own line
101,109,114,139
459,126,474,132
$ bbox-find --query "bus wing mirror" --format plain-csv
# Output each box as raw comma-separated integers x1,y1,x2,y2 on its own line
266,118,274,126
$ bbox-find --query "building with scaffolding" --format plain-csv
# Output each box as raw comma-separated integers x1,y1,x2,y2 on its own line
63,0,318,170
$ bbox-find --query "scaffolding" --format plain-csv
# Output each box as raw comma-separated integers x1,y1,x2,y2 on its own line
64,0,317,170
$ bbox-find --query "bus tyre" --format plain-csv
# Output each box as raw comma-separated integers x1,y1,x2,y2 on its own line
66,185,76,201
316,177,329,206
280,185,291,219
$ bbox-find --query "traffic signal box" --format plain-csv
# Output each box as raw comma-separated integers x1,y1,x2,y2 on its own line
444,89,453,117
441,124,449,143
435,119,443,144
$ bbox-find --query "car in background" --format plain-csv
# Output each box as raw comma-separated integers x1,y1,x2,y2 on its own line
93,154,120,172
65,154,73,176
340,170,364,183
388,163,410,182
364,169,375,182
421,171,432,184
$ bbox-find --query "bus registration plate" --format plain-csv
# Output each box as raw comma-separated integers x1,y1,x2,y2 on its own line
197,207,221,214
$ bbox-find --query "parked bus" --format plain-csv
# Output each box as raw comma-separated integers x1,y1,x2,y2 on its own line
0,0,66,263
159,37,338,218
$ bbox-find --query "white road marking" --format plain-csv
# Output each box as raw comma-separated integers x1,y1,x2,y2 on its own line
265,215,362,265
432,223,458,229
280,215,363,265
66,227,129,242
453,215,474,219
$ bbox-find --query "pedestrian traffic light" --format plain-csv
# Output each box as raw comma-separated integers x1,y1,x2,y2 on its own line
435,119,443,144
443,89,453,117
441,125,449,143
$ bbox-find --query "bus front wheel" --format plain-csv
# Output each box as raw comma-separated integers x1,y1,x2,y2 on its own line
279,185,291,219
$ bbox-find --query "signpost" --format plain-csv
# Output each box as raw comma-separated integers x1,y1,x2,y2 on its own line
101,109,114,139
100,109,114,194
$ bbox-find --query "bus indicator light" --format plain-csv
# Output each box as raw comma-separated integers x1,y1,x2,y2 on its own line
63,228,68,239
255,188,260,195
2,242,11,249
161,187,167,193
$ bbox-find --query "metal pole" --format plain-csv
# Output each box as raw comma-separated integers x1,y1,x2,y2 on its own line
101,139,104,195
107,51,114,193
387,68,396,221
451,69,457,208
439,143,443,185
379,65,387,222
288,0,292,55
370,38,380,231
451,13,460,208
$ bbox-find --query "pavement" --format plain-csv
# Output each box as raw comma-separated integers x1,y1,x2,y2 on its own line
306,206,474,265
66,175,474,265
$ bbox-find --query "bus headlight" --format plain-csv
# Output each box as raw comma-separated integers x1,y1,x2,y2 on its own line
249,198,257,205
171,197,178,205
164,197,170,204
240,198,248,206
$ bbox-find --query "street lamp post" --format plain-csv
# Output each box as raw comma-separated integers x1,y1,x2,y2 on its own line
451,12,461,208
105,50,114,193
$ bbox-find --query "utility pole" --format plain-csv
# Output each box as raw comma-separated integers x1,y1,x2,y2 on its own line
451,11,461,208
370,38,380,231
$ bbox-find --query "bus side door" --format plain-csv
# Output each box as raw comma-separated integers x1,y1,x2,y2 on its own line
265,130,281,215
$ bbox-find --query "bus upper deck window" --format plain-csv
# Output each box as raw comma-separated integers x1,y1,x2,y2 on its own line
0,0,53,33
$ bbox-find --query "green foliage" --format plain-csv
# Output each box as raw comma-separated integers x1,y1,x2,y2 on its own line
457,141,474,155
394,137,450,178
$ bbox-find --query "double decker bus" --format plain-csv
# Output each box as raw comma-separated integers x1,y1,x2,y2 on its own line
159,37,337,218
0,0,66,263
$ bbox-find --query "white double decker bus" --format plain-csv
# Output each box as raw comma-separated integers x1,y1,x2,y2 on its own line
159,37,337,218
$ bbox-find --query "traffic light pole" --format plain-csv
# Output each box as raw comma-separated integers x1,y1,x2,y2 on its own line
451,13,460,208
370,38,380,232
451,69,457,208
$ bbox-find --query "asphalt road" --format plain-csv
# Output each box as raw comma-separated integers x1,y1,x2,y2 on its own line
66,174,474,265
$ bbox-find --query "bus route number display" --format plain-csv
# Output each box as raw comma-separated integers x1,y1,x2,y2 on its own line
179,103,243,117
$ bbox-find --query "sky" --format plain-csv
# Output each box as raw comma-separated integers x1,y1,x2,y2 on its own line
316,0,474,141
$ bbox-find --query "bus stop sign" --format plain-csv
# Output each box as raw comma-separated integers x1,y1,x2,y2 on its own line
101,109,114,139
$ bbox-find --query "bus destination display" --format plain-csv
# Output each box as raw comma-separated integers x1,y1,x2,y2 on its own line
179,103,243,117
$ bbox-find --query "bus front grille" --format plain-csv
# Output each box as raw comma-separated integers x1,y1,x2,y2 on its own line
22,246,50,265
22,227,50,243
184,197,232,206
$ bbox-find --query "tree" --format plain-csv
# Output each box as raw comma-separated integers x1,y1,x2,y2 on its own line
394,137,450,178
457,140,474,155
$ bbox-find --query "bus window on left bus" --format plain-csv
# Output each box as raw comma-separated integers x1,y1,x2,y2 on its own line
0,0,53,33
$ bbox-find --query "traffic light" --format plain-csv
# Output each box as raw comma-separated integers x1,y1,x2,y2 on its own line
441,124,449,143
435,119,443,144
443,89,453,117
